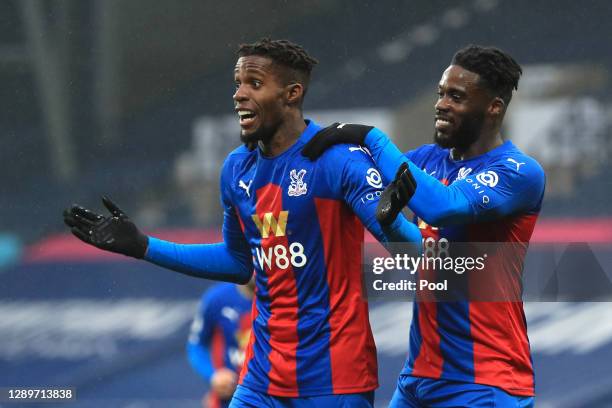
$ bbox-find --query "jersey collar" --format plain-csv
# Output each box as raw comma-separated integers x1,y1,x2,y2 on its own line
299,119,322,144
256,119,321,161
448,140,515,164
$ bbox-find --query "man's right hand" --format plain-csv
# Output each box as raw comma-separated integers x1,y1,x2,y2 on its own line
210,367,238,400
63,196,148,259
301,122,373,160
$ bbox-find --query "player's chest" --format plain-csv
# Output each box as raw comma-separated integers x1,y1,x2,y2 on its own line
230,158,326,242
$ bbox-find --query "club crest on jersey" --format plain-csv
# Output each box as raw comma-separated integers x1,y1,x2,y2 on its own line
456,167,472,181
288,169,307,197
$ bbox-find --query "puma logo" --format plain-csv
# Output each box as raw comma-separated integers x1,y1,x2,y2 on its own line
239,179,252,197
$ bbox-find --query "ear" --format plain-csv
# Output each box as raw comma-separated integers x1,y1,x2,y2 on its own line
489,97,505,116
285,83,304,106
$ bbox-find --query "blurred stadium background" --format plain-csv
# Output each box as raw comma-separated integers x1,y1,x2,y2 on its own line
1,0,612,407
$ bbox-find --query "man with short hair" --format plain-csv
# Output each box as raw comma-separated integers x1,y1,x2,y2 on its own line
64,38,421,408
303,44,544,407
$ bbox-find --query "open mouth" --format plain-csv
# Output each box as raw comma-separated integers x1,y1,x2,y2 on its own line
435,117,453,130
238,110,257,126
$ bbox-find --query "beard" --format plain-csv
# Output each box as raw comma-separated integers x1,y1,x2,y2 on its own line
240,112,282,147
434,110,484,151
239,122,276,148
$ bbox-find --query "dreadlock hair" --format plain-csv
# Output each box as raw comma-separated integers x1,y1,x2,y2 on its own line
451,45,522,106
238,38,319,101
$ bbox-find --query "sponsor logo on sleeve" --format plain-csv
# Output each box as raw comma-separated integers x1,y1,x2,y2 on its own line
366,168,383,189
475,171,499,187
465,170,499,205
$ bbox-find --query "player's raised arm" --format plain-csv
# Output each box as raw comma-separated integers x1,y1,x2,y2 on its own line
138,157,252,283
302,124,470,226
144,209,252,284
361,128,545,225
63,196,149,258
304,124,542,227
360,127,475,225
63,179,253,284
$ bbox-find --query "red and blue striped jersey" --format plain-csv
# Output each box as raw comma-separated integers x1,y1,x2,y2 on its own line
187,283,252,408
187,283,252,377
401,141,545,397
220,120,389,397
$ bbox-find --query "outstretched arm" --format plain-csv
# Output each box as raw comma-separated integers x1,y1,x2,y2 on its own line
362,128,473,225
363,129,545,225
302,123,470,226
304,124,499,226
303,124,544,226
63,196,253,284
144,207,252,283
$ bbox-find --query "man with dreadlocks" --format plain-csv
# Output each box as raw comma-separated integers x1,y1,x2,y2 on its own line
303,45,544,407
63,38,422,407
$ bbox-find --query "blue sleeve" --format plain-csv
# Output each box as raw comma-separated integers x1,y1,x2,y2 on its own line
363,129,471,225
187,293,217,381
363,128,412,185
363,129,545,225
339,151,422,245
143,159,253,283
187,342,214,382
450,157,545,220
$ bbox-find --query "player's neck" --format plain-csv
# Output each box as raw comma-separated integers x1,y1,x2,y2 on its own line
259,114,306,157
454,130,504,161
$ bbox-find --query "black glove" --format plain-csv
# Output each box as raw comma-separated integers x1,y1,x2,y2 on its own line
63,196,149,259
302,122,373,160
376,163,417,226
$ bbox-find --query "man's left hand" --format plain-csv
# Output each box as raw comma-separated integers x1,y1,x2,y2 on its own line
376,162,417,226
